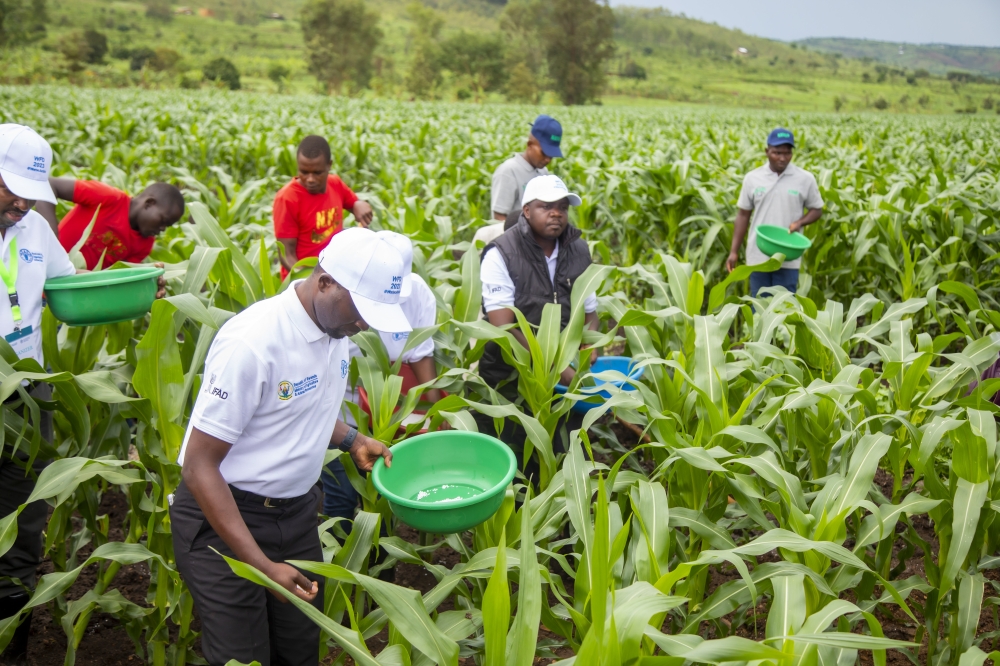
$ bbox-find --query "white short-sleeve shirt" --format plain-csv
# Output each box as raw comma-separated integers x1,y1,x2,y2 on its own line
736,163,824,269
481,243,598,314
0,211,75,365
178,283,350,498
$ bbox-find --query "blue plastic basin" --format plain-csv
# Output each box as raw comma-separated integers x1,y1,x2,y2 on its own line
555,356,645,414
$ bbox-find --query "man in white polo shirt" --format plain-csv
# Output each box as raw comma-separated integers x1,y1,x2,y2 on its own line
170,228,409,666
0,125,78,665
325,230,441,522
726,127,824,297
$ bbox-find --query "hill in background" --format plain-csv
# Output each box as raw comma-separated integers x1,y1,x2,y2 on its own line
1,0,998,115
800,38,1000,79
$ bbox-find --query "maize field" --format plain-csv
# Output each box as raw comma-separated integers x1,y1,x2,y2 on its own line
2,85,1000,666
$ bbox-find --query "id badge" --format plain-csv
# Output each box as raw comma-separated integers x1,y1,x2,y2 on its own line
5,325,32,344
4,325,37,359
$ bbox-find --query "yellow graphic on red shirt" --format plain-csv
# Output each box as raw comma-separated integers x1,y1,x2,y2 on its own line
311,207,340,243
86,231,127,263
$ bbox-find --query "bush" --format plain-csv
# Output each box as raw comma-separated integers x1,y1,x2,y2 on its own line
59,30,108,70
983,97,994,110
150,47,181,72
203,57,241,90
267,63,290,83
918,95,930,107
145,0,171,21
82,29,108,64
110,45,132,60
622,60,647,80
456,87,471,100
914,68,930,78
872,96,888,110
129,47,156,71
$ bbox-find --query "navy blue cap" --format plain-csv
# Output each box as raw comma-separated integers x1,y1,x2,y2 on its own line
767,127,795,147
530,115,564,158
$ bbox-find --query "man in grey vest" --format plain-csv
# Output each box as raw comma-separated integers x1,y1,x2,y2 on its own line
726,127,824,297
477,175,597,481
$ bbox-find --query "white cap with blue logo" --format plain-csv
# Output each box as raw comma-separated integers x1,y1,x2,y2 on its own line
318,227,412,334
374,230,414,298
0,124,57,204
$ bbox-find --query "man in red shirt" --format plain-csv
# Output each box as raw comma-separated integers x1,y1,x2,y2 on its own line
36,179,185,270
273,135,373,279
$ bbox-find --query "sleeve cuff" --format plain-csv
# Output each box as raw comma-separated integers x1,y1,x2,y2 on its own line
189,416,243,444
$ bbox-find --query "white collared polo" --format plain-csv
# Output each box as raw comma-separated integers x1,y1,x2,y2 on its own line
0,211,75,365
178,282,350,498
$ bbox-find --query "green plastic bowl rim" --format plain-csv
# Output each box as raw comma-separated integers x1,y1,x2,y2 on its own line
372,431,517,512
44,266,164,291
756,226,812,249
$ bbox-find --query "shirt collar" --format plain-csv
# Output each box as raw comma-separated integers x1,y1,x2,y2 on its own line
548,239,560,261
282,281,327,343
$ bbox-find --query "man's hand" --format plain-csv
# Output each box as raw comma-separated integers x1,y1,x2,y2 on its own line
263,561,318,603
154,262,167,299
789,220,803,233
350,434,392,472
560,367,576,385
352,201,374,228
726,251,739,273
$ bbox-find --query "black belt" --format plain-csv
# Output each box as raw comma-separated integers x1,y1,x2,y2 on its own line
228,484,303,508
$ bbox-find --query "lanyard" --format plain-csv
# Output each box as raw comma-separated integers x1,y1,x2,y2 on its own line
0,237,21,327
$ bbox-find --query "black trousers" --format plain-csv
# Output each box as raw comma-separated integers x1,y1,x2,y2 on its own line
0,383,52,601
170,481,324,666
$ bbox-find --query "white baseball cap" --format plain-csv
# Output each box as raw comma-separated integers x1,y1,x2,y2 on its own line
318,228,411,333
521,174,582,208
375,230,414,298
0,124,56,204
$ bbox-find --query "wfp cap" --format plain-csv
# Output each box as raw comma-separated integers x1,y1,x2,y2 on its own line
530,115,564,158
375,230,414,298
0,124,56,204
318,228,411,333
767,127,795,147
521,175,582,207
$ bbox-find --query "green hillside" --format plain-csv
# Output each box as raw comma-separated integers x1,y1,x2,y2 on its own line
2,0,999,115
800,37,1000,79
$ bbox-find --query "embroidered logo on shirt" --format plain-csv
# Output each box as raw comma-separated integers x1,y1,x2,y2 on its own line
18,249,42,263
293,374,319,397
391,332,409,341
278,381,293,400
210,387,229,400
788,189,799,196
341,360,349,378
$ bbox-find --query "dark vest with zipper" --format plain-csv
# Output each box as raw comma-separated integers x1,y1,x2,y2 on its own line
479,215,592,386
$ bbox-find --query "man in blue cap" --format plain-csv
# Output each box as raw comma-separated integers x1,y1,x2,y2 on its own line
726,127,824,297
476,115,564,249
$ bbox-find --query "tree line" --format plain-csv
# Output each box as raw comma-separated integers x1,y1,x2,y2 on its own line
301,0,615,105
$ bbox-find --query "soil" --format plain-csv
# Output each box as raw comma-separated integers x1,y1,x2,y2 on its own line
17,464,999,665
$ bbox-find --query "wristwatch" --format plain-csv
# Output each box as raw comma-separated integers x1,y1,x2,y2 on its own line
338,427,359,452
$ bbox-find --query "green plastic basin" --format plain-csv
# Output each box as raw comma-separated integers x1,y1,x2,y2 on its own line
44,266,164,327
755,225,812,261
372,430,517,534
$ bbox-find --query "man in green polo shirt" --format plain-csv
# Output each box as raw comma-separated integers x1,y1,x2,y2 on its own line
726,127,824,296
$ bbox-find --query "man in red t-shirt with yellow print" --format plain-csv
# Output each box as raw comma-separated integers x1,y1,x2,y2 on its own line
273,135,373,279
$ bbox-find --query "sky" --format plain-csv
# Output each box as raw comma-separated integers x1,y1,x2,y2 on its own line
609,0,1000,48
